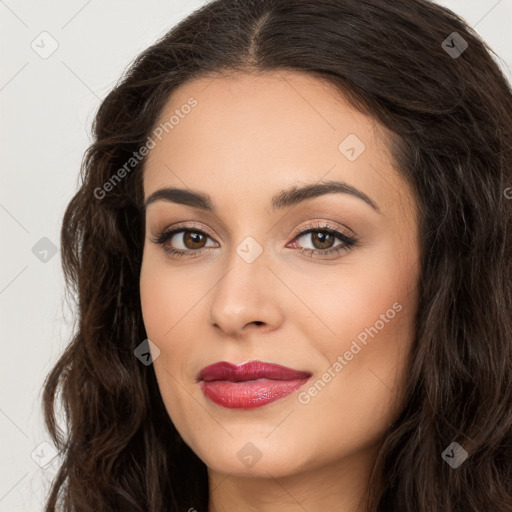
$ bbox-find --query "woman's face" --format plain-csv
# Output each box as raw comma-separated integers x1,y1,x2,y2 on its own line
140,70,420,481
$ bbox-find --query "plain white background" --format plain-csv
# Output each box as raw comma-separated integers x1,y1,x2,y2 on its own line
1,1,511,510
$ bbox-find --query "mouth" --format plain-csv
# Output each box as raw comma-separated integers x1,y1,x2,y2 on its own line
197,360,312,409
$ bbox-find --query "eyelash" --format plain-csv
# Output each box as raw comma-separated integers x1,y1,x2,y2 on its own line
150,221,359,260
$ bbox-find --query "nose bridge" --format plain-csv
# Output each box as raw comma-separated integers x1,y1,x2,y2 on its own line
208,233,283,335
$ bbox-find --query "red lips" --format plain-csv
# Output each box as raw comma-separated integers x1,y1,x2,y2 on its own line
197,360,312,409
197,360,311,382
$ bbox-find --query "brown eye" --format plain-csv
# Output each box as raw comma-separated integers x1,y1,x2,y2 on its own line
152,227,217,257
294,229,345,251
308,231,336,250
182,231,208,249
288,223,358,259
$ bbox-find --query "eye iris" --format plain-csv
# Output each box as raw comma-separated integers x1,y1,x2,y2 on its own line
311,231,335,250
184,231,206,249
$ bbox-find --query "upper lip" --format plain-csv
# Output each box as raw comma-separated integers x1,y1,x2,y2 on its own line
197,360,312,382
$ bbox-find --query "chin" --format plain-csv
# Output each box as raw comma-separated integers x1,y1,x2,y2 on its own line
192,434,317,478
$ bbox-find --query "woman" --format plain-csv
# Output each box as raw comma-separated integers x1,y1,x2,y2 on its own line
42,0,512,510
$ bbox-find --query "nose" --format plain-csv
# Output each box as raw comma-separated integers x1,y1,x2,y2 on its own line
207,247,284,339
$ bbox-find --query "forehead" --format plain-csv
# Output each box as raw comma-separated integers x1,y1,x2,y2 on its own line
142,70,409,216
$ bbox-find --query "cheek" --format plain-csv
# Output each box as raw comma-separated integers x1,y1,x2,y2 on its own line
300,245,418,411
140,263,171,341
140,253,202,342
139,257,192,389
139,272,193,393
306,255,417,357
139,259,201,436
139,254,208,385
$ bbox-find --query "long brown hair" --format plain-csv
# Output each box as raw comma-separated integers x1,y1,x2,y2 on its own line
43,0,512,510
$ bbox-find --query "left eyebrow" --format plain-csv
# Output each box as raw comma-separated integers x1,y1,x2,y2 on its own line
143,179,380,214
270,180,380,213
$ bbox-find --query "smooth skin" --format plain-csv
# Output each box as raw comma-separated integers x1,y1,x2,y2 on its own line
140,70,421,512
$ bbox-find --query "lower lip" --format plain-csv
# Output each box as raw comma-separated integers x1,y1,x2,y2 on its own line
200,378,310,409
